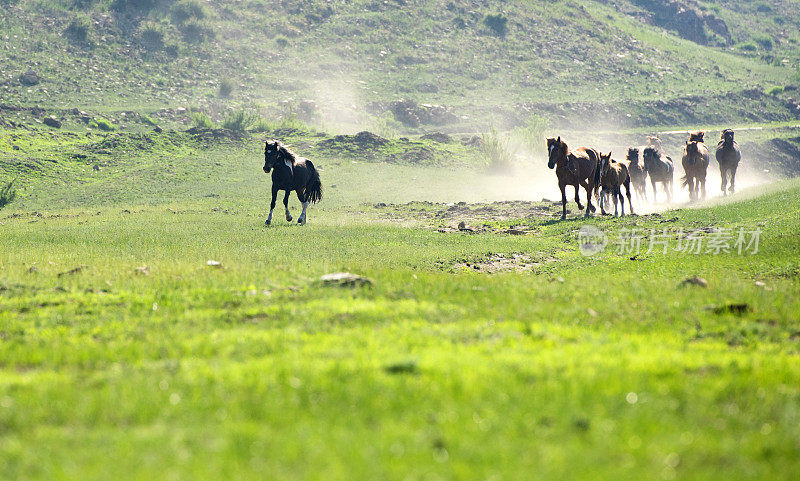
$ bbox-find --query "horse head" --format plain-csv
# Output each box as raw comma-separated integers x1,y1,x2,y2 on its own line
600,151,613,176
646,136,663,151
263,140,284,173
546,136,566,169
642,147,658,169
689,131,705,143
721,129,735,144
626,147,639,164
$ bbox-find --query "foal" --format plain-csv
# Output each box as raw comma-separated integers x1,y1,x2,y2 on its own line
599,152,633,217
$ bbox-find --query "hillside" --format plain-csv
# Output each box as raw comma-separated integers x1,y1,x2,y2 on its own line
1,0,800,131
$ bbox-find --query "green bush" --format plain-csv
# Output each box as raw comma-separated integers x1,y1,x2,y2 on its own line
480,127,515,171
89,117,118,131
753,34,773,50
511,114,551,151
140,22,165,51
111,0,157,13
0,178,17,209
274,35,289,48
180,20,214,43
170,0,206,25
64,14,92,44
221,110,258,131
484,13,508,38
190,111,216,129
736,41,758,52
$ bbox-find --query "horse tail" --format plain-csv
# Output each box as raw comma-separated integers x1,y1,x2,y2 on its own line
680,174,690,188
304,160,323,204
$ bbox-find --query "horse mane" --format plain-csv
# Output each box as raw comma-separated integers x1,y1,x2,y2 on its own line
642,146,659,159
273,141,298,165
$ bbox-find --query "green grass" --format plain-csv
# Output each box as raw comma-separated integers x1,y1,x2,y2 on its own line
1,132,799,478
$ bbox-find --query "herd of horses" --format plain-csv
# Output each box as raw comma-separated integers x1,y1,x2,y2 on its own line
260,129,742,225
546,129,742,219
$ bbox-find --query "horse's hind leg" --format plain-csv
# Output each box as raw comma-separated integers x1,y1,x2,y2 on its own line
266,185,279,226
575,184,584,211
651,179,658,203
559,183,567,220
720,168,728,196
297,190,310,225
729,166,737,194
613,187,620,217
283,190,293,222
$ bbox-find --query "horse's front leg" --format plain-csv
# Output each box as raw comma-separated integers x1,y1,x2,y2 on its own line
651,179,658,203
729,166,737,194
283,190,293,222
559,183,567,220
266,185,278,226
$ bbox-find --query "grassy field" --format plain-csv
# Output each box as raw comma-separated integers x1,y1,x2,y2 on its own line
1,133,800,479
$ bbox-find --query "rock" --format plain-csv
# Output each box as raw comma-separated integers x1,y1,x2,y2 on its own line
680,276,707,287
19,69,40,86
152,126,163,133
43,116,61,128
58,266,85,277
206,260,223,268
134,266,150,276
320,272,372,287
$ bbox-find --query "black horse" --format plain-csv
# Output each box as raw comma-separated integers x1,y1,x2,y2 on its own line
642,146,674,203
263,140,322,225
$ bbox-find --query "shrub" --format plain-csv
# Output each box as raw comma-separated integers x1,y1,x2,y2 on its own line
89,117,118,131
274,35,289,48
767,85,785,96
218,78,234,98
180,20,214,43
64,14,92,44
170,0,206,25
140,23,165,51
484,13,508,38
754,34,773,50
165,44,180,57
221,110,258,131
0,178,17,209
480,127,515,171
190,111,216,129
111,0,157,12
754,1,772,13
512,114,551,151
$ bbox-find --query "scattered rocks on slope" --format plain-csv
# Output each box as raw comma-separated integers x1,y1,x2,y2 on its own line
43,116,61,129
19,69,40,86
320,272,373,287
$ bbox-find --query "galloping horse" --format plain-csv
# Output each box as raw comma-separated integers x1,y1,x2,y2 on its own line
716,129,741,195
626,147,648,202
599,152,633,217
642,146,674,203
263,140,323,225
681,134,710,201
546,137,601,220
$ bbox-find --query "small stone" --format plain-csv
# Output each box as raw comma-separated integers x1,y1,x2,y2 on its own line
320,272,372,287
43,116,61,128
134,266,150,276
680,276,707,287
206,260,223,268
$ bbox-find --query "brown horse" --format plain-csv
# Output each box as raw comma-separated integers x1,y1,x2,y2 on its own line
681,139,710,201
546,136,600,219
716,129,741,195
599,152,633,217
626,147,647,202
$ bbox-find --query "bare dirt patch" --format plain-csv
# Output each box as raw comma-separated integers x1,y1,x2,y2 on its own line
371,200,557,233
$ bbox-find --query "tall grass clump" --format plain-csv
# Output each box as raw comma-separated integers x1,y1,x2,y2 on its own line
480,127,515,171
170,0,206,25
221,110,258,131
64,14,93,45
484,13,508,37
218,79,234,98
0,178,18,209
511,114,551,151
140,22,165,51
190,111,216,129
